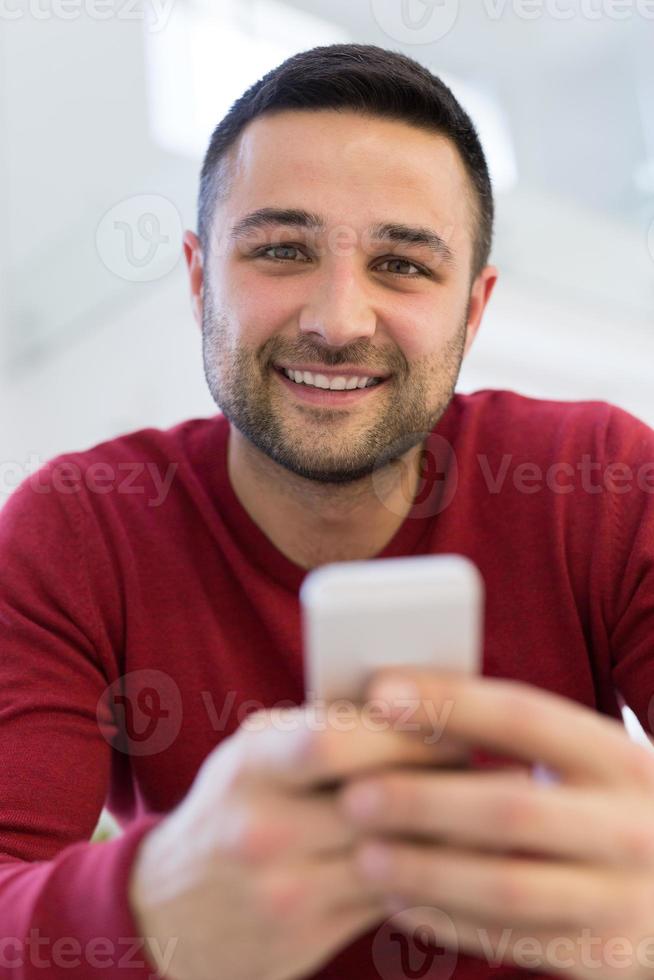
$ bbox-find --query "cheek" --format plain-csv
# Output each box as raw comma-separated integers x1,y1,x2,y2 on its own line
382,302,444,361
224,265,303,343
383,289,466,362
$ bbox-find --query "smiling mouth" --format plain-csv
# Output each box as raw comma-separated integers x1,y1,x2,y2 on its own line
274,365,388,391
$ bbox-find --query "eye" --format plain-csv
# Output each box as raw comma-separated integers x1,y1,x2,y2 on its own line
375,258,429,278
258,244,312,263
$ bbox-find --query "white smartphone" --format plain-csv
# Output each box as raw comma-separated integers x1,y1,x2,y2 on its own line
300,553,484,704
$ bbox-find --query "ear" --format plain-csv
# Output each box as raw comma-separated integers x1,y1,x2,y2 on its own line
183,231,204,330
463,265,498,358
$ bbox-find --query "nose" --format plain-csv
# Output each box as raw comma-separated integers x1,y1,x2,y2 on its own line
298,262,376,348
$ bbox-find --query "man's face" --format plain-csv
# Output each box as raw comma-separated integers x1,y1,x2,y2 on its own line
193,109,494,484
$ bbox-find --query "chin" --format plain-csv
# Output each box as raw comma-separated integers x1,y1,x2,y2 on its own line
275,455,378,486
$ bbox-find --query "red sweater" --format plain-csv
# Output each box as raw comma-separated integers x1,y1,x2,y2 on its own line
2,388,654,980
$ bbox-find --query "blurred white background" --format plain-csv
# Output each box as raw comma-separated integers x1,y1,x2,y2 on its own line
1,0,653,754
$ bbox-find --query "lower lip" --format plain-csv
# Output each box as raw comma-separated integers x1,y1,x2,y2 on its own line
273,368,390,406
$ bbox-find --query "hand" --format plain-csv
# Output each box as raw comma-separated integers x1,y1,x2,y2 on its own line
128,698,469,980
337,668,654,979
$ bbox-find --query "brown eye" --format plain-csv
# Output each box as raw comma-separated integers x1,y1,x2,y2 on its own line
262,245,310,262
376,258,425,277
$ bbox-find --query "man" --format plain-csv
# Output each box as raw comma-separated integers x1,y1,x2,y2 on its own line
1,43,654,980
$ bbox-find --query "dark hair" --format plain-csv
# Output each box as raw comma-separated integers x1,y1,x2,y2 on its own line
198,43,494,281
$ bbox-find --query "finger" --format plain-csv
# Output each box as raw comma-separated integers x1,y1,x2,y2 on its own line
339,769,654,869
239,704,470,791
260,852,383,918
352,840,642,930
366,669,654,790
221,790,363,863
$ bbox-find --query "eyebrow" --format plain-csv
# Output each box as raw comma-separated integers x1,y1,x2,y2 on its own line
370,222,455,266
230,208,324,240
229,207,455,266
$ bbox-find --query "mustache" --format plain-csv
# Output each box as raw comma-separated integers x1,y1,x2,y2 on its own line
261,337,408,374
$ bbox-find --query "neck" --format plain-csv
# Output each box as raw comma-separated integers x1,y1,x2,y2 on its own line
226,426,424,570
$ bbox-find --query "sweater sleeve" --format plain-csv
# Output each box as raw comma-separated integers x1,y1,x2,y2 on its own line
605,406,654,735
0,459,166,979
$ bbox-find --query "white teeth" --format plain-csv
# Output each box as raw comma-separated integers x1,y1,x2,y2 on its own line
282,368,382,391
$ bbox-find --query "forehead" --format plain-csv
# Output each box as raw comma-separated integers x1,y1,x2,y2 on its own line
218,109,475,266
